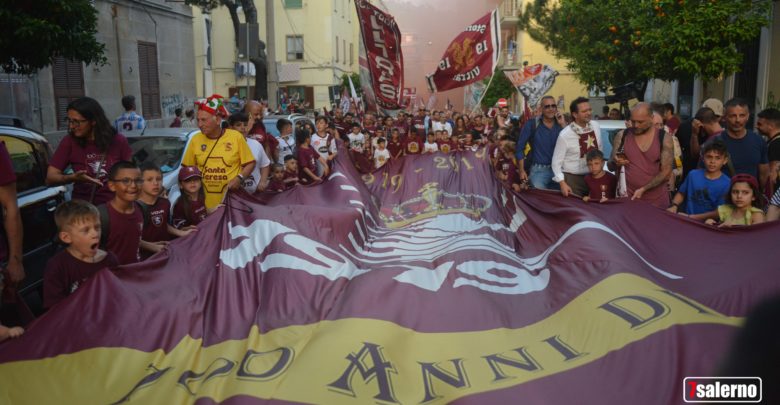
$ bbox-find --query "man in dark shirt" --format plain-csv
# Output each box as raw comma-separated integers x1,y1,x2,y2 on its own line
516,95,566,190
756,108,780,192
714,98,768,191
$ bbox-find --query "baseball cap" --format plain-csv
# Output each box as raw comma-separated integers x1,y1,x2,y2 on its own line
178,165,202,181
702,98,724,117
731,173,759,191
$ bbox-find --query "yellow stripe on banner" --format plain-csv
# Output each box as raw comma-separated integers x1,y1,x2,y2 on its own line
0,273,742,405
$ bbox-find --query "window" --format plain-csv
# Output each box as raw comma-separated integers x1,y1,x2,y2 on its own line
51,57,84,131
284,0,303,8
0,135,45,194
286,36,304,61
350,43,354,66
336,36,339,63
138,42,161,119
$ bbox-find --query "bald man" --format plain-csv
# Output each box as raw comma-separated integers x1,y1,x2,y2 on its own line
610,102,674,208
246,101,279,163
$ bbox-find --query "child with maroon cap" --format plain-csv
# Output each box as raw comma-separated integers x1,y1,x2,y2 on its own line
583,149,617,203
101,161,144,265
44,200,119,309
137,162,195,259
173,165,208,229
706,174,766,227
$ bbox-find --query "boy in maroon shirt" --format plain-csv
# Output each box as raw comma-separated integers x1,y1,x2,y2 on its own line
387,129,404,159
496,142,524,192
296,129,323,184
405,133,423,155
43,200,119,309
583,149,617,203
283,155,300,189
137,162,195,259
102,161,144,264
267,164,287,192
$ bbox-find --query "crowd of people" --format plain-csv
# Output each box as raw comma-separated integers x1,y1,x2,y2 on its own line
1,92,780,342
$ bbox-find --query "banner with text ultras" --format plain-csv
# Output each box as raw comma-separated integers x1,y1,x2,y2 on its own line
1,143,779,404
355,0,404,115
426,9,501,93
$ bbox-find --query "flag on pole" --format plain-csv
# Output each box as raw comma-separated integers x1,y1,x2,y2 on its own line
355,0,404,114
426,9,501,93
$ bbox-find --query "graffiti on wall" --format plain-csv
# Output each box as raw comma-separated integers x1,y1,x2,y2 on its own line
161,94,194,117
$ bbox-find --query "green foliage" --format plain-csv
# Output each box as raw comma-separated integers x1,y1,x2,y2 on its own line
341,73,362,97
481,71,515,109
0,0,106,74
518,0,772,91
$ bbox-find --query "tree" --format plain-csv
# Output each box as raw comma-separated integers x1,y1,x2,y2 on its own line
518,0,772,93
0,0,106,74
341,73,362,98
480,71,514,109
187,0,268,100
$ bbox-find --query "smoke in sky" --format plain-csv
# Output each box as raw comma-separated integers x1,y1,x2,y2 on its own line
382,0,503,111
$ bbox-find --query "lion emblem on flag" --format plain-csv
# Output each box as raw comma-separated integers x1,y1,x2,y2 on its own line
448,38,475,71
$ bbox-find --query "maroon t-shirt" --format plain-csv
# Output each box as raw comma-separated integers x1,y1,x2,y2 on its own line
585,172,618,201
267,179,286,192
0,141,15,186
139,198,171,243
0,141,16,263
104,203,143,265
172,196,207,229
49,134,133,205
333,118,348,137
405,136,423,155
283,170,299,189
437,140,454,154
497,157,521,187
387,139,404,159
43,249,119,309
297,146,319,184
412,116,426,137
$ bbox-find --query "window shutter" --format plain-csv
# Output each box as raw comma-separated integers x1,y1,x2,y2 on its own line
51,57,85,130
138,42,161,119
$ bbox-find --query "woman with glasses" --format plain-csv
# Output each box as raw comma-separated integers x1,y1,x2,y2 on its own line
46,97,133,205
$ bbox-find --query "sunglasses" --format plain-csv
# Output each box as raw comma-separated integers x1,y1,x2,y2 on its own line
542,104,557,109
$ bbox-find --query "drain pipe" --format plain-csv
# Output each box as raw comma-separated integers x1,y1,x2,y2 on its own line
111,5,125,96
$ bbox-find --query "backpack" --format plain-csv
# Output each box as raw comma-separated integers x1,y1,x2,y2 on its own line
617,127,670,167
96,202,149,247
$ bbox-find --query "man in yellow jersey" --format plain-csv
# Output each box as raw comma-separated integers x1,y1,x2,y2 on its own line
181,95,256,209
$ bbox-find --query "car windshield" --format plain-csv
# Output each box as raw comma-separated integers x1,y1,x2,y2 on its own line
127,137,186,173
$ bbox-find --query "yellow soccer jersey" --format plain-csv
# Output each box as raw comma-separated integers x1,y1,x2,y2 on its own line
182,129,255,208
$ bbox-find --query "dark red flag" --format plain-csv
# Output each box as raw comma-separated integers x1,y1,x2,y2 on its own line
355,0,404,112
426,9,501,93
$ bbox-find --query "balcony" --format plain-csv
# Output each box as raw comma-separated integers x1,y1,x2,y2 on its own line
497,49,522,70
500,0,520,29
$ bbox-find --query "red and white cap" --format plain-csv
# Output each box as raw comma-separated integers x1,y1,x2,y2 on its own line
195,94,230,117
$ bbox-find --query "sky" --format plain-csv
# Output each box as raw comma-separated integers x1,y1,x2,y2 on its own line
380,0,502,111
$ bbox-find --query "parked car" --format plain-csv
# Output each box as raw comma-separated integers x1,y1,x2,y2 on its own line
263,114,315,139
0,124,68,315
125,128,199,205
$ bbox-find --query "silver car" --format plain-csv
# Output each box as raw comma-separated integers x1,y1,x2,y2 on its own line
125,128,199,205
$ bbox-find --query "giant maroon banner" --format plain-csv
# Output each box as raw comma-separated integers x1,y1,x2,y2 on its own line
355,0,404,113
426,9,501,93
0,144,779,404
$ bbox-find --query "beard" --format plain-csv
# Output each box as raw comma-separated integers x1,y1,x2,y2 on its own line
633,125,652,135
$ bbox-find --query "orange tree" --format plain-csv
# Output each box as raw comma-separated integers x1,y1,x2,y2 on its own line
518,0,772,93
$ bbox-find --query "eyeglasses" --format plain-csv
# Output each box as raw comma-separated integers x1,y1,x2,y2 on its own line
110,178,144,186
65,118,90,127
542,105,557,109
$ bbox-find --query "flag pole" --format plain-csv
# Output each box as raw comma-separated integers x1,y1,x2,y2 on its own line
470,69,497,116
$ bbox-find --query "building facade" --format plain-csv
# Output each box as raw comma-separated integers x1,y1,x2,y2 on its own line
1,0,196,141
192,0,361,111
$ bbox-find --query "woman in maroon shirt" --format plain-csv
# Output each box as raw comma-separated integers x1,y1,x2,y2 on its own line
47,97,133,205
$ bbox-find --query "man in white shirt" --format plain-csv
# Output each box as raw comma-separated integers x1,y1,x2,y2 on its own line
432,111,453,136
551,97,601,197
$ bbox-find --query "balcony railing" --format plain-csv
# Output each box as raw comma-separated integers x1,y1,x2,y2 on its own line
500,0,520,20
